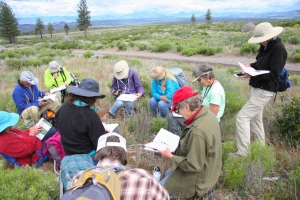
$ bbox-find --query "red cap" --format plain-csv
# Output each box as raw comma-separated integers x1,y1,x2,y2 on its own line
170,86,199,113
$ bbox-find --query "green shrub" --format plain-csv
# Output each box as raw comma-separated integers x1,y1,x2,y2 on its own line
0,50,22,59
83,51,94,58
278,97,300,143
152,42,171,53
150,118,168,133
0,166,59,199
240,43,259,55
109,43,114,48
129,59,142,68
137,43,147,51
24,59,43,67
117,42,128,51
176,45,183,52
139,75,152,96
289,75,300,86
181,48,197,56
40,57,53,64
293,53,300,62
5,59,23,69
128,42,135,47
19,48,35,56
289,36,300,44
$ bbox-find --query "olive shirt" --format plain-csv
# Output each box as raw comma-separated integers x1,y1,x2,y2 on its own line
164,106,222,198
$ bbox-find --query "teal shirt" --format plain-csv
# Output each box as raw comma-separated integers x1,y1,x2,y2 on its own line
201,81,225,122
151,78,180,101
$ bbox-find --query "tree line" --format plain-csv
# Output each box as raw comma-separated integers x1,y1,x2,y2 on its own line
0,0,90,43
191,9,212,25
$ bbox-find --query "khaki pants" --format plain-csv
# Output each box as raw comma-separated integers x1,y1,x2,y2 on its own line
236,88,275,156
21,98,60,123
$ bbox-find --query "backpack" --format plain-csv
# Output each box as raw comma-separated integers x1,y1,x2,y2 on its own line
42,131,66,172
170,68,188,87
61,166,128,200
42,109,56,127
60,154,94,192
276,68,292,92
68,72,80,86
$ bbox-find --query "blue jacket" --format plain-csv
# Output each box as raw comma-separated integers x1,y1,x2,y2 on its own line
110,69,144,95
151,78,180,101
12,81,45,115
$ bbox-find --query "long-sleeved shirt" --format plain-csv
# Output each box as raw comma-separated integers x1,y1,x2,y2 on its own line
151,78,180,101
44,67,72,89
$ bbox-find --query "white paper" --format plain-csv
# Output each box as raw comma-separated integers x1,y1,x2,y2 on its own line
172,111,183,118
35,118,52,140
144,128,180,152
238,62,269,76
50,85,66,93
103,123,119,132
116,94,137,102
39,94,56,103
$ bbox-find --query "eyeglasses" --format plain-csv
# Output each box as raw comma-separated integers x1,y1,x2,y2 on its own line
174,104,180,114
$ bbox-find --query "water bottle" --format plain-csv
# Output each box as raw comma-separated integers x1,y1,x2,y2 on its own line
153,166,161,181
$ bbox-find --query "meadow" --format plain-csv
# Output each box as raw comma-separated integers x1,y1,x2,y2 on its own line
0,21,300,199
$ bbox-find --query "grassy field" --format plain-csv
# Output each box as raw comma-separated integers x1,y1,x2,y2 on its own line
0,21,300,199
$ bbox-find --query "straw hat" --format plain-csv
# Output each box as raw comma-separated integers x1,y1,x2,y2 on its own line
150,66,165,80
49,61,62,73
248,22,283,44
113,60,129,80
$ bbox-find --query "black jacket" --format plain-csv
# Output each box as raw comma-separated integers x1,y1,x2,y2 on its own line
56,103,106,155
249,37,287,92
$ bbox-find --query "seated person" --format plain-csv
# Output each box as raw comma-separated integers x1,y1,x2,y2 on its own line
94,133,170,200
44,61,72,103
56,78,107,156
108,60,144,117
149,66,180,118
159,86,222,199
12,71,59,126
168,63,225,135
0,111,56,166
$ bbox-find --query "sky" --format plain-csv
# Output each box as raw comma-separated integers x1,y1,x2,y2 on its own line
2,0,299,19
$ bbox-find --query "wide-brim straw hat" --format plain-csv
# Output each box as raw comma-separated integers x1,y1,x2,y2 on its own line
248,22,283,44
150,66,165,80
113,60,129,80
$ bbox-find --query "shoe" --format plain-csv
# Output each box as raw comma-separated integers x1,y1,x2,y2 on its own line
106,112,116,119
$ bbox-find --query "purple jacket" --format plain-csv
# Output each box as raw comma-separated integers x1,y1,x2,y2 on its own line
110,69,144,95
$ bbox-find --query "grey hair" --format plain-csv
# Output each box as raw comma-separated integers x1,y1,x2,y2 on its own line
192,63,215,80
177,89,203,111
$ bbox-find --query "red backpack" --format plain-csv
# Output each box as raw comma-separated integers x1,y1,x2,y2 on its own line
42,131,66,172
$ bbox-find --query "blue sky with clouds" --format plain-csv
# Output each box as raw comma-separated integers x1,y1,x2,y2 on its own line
3,0,299,18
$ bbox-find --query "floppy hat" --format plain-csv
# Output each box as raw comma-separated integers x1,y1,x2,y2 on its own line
97,132,127,152
150,66,165,80
113,60,129,80
49,61,62,73
170,86,199,113
192,71,212,82
19,71,39,85
67,78,106,98
0,111,19,132
248,22,283,44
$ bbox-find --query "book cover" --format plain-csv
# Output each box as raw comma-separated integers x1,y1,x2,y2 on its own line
144,128,180,152
35,118,52,140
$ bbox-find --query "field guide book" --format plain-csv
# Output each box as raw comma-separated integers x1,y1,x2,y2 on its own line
50,85,66,93
35,118,52,140
116,94,137,102
238,62,269,76
144,128,180,152
38,94,56,103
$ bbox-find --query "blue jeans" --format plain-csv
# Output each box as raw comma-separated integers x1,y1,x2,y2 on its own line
149,97,172,118
110,100,135,116
160,168,177,198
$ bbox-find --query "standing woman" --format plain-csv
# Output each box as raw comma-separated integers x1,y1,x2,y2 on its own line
234,22,287,157
149,66,180,118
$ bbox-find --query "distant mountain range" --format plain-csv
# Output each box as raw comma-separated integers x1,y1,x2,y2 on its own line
18,10,300,32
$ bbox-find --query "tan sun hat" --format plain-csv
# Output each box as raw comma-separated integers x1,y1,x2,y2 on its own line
248,22,283,44
150,66,165,80
113,60,129,80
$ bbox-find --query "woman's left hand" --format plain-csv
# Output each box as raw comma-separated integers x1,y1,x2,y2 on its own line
160,96,171,103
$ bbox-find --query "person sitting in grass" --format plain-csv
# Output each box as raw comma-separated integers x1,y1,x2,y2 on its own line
149,66,180,118
107,60,144,118
44,61,72,103
93,132,170,200
0,111,56,166
12,71,59,127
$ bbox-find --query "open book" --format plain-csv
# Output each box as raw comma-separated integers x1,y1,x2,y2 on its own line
103,123,119,133
35,118,52,140
238,62,269,76
39,94,56,103
116,94,137,102
50,85,66,93
144,128,180,152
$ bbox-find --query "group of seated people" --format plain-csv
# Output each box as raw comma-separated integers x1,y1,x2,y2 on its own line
1,59,225,199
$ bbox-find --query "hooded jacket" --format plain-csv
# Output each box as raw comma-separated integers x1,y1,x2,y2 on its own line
249,37,287,92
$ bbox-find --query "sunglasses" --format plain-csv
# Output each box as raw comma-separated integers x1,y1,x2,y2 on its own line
174,104,181,114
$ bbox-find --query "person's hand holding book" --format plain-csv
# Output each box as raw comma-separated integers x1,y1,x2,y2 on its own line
158,147,173,159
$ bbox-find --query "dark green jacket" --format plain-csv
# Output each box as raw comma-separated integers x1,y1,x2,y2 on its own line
165,106,222,198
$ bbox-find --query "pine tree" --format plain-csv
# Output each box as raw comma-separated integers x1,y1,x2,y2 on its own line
47,22,54,38
191,14,196,25
0,2,20,43
205,9,212,24
64,23,70,36
35,17,45,39
76,0,91,39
